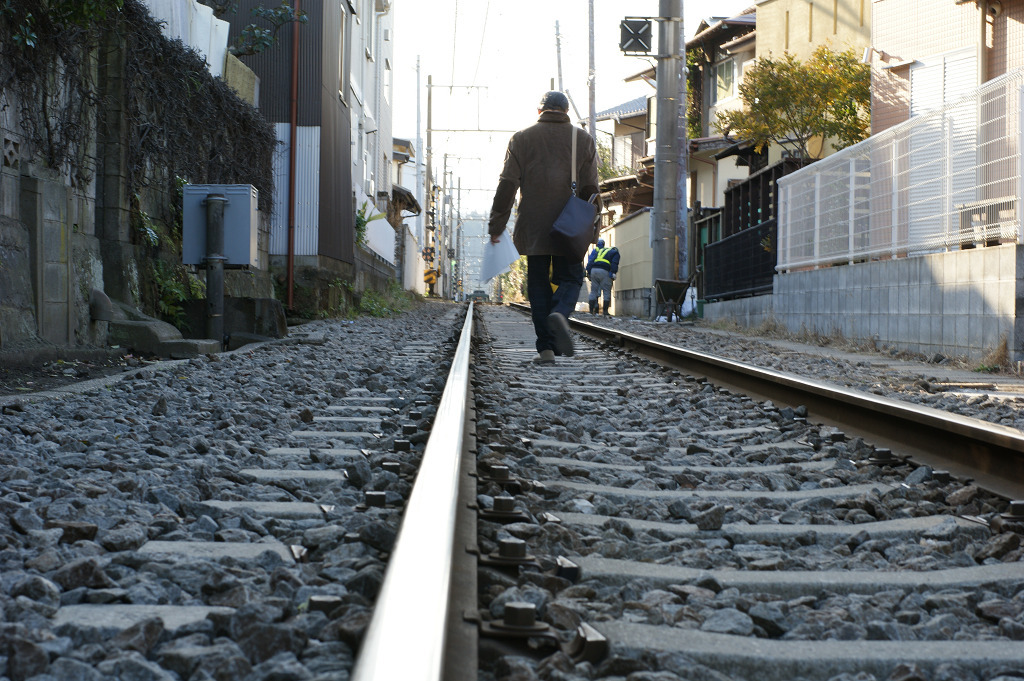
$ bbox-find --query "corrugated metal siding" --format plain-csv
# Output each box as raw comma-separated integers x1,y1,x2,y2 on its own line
231,0,323,125
234,0,354,263
270,124,321,256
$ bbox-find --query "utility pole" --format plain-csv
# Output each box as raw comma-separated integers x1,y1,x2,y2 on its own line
652,0,685,285
441,155,448,298
416,57,424,245
426,74,434,295
588,0,596,133
675,15,689,282
426,73,433,236
555,21,564,91
456,177,463,301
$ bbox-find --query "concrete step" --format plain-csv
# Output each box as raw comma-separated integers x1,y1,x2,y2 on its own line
107,319,219,359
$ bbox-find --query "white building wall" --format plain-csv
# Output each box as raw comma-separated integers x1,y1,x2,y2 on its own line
342,0,397,264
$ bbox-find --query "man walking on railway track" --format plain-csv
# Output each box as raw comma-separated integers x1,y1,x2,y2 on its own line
586,239,619,315
488,90,600,364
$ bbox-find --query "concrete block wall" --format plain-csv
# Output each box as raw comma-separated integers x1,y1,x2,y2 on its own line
704,244,1022,362
613,287,653,319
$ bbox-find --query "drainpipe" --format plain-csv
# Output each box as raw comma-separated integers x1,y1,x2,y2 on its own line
205,193,228,349
287,0,301,309
374,10,386,219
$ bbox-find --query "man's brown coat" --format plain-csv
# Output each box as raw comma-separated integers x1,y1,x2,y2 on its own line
488,110,600,256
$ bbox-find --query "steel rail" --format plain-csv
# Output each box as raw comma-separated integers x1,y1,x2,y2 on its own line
351,304,475,681
510,304,1024,499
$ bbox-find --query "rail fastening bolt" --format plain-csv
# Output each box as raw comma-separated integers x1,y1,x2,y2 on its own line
498,538,527,559
1004,500,1024,519
493,496,516,513
503,602,537,628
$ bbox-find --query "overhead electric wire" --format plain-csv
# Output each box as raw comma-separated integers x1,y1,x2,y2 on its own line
471,0,492,87
449,0,459,95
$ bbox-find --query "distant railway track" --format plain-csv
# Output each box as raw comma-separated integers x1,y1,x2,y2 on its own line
509,302,1024,501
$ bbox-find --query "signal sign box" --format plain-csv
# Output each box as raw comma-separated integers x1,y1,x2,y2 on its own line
620,18,652,54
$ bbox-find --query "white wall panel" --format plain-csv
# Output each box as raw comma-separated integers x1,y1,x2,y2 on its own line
271,124,321,256
141,0,227,76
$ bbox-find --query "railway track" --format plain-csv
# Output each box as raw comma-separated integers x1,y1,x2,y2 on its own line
4,300,1024,681
459,304,1024,681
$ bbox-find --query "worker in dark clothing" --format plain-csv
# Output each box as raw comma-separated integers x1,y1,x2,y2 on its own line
488,91,600,364
586,239,619,315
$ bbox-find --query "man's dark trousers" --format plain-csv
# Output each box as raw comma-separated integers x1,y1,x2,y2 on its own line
526,254,584,354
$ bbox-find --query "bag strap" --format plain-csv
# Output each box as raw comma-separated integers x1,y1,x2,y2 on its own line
570,126,577,193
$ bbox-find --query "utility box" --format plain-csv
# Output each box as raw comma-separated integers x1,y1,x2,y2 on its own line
182,184,259,267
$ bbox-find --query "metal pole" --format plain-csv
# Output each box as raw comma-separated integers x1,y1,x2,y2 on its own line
588,0,596,134
653,0,682,287
204,193,228,349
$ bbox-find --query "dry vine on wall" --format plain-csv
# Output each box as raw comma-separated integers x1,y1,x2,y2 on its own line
0,0,115,186
2,0,277,325
120,0,275,220
1,0,276,226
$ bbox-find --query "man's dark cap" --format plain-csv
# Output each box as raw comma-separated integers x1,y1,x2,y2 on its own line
539,91,569,112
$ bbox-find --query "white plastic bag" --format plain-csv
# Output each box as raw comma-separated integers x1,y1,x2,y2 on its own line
482,230,520,282
679,286,698,317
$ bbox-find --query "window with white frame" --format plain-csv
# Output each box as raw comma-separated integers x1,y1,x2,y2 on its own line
711,57,736,105
364,0,374,61
909,48,976,116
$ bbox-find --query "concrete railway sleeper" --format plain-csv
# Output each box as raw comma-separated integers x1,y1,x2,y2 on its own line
467,304,1024,681
4,301,1024,681
0,305,466,681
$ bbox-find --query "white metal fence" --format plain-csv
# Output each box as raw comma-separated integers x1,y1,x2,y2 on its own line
777,69,1024,271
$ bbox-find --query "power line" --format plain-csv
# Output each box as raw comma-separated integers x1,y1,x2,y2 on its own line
449,0,459,95
471,0,492,87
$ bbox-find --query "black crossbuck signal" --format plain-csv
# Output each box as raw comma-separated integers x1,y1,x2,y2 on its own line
620,18,652,54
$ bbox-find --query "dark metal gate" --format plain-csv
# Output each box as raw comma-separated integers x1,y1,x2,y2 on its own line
702,219,775,300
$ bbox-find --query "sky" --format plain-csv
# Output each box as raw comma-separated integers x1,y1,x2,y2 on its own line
391,0,753,215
